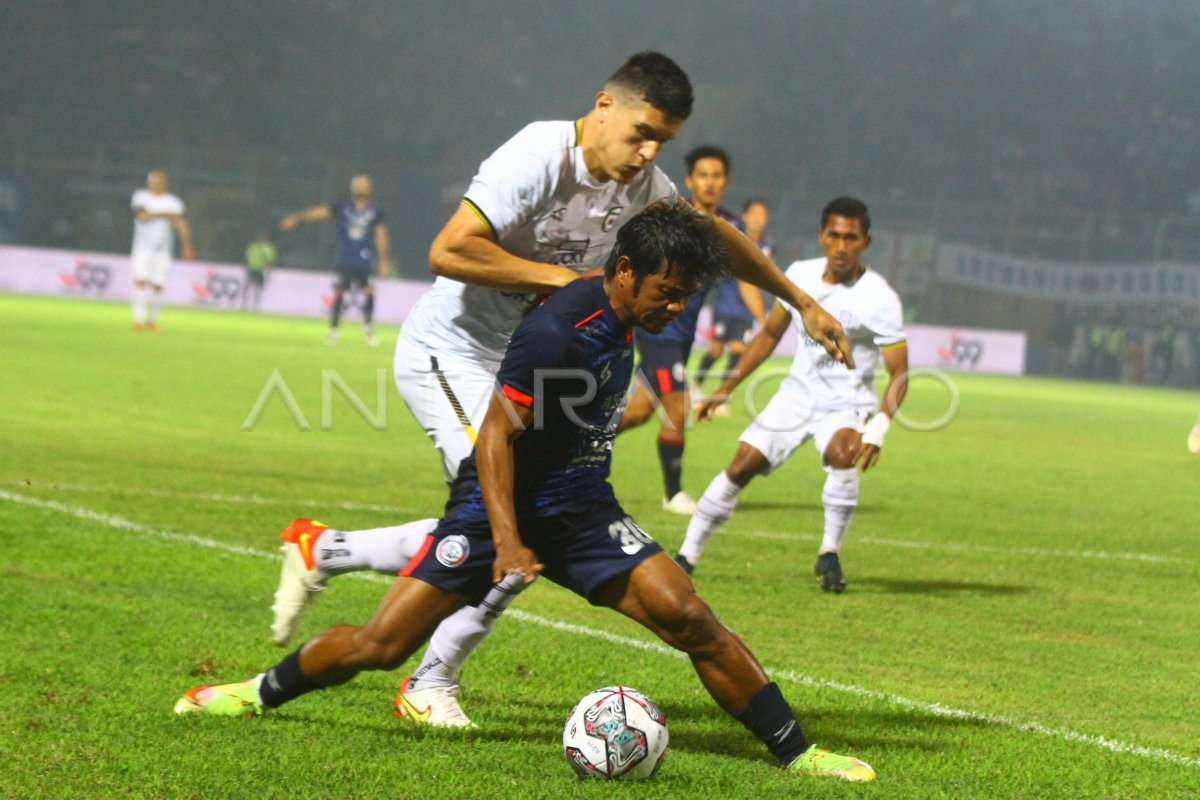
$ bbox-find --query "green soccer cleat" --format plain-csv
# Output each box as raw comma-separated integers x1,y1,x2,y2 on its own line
174,680,263,717
787,744,876,782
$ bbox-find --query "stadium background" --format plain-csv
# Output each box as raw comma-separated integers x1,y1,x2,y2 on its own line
2,0,1199,384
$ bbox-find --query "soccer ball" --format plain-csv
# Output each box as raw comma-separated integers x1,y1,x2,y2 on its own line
563,686,668,780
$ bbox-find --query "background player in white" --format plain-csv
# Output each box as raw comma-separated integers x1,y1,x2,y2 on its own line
130,170,193,330
677,197,908,593
269,53,856,727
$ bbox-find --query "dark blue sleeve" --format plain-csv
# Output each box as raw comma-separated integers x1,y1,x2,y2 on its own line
496,312,571,407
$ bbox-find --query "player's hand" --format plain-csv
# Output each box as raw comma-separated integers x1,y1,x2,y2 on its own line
180,244,195,260
854,442,882,471
378,259,392,279
279,215,297,232
493,543,544,584
694,393,729,423
799,303,856,369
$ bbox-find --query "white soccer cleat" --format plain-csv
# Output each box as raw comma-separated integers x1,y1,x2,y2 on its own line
394,677,477,729
325,329,339,345
270,519,331,646
662,491,698,515
1188,421,1200,454
363,326,379,347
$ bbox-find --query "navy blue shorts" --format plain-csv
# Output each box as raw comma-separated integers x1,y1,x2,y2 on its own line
333,264,373,292
634,334,691,396
402,502,663,604
713,316,753,345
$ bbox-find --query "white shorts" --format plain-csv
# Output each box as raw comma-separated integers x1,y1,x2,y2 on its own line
394,335,497,483
130,250,172,286
739,390,870,473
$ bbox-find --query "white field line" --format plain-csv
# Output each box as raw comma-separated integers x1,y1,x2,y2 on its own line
3,487,1197,770
4,480,410,514
7,480,1186,566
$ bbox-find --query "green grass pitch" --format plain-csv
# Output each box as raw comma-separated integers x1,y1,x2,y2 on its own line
2,294,1198,799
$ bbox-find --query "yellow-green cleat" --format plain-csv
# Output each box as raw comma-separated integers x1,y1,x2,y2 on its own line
787,744,876,782
174,680,263,717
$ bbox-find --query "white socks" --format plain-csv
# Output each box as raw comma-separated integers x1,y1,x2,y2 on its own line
131,285,149,324
679,470,744,563
148,288,162,324
819,468,859,554
408,572,531,690
313,519,438,576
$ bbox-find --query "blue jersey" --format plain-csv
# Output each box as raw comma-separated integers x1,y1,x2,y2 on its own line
330,200,383,268
443,277,632,520
710,276,754,322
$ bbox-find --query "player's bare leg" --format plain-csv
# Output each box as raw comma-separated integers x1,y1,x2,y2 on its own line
598,552,873,780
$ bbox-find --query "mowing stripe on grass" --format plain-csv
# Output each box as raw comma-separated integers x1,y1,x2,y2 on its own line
740,527,1185,564
7,480,1185,566
4,487,1198,770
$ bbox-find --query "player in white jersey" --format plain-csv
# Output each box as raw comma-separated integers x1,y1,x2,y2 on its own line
677,198,909,593
268,53,857,728
130,170,194,330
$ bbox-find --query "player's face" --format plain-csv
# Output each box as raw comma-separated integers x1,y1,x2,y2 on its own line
147,171,168,193
819,215,871,282
684,157,729,214
351,175,372,199
742,202,769,238
595,92,683,184
627,264,697,333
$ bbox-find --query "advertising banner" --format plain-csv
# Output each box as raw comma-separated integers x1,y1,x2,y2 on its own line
935,243,1200,306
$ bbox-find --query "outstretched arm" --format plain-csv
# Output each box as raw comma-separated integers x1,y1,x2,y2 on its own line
714,216,855,369
280,205,332,231
172,215,195,260
428,203,579,293
476,391,544,583
374,223,391,278
855,342,909,471
696,302,792,421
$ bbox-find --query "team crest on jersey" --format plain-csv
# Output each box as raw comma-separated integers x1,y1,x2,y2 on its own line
436,535,470,568
601,206,624,232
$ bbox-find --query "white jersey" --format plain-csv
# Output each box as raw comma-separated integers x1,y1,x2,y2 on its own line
131,189,184,255
779,258,904,413
401,120,677,366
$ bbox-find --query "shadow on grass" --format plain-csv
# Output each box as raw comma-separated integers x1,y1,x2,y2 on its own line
851,576,1030,596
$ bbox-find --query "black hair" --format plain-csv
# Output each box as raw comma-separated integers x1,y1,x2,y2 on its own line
606,52,694,120
820,196,871,234
684,145,730,176
604,198,729,294
742,197,769,213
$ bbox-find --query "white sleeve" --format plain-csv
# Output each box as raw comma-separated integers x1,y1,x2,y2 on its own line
131,190,145,211
869,289,905,348
462,127,555,241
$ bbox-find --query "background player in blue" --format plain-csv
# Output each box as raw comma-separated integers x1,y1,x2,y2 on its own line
280,174,391,345
694,197,774,403
175,199,876,783
618,145,764,515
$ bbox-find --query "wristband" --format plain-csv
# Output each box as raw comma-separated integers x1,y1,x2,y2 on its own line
861,413,890,448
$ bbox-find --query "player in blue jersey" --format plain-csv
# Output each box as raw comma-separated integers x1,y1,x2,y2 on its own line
694,198,774,397
618,146,764,514
281,174,391,345
175,199,875,783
